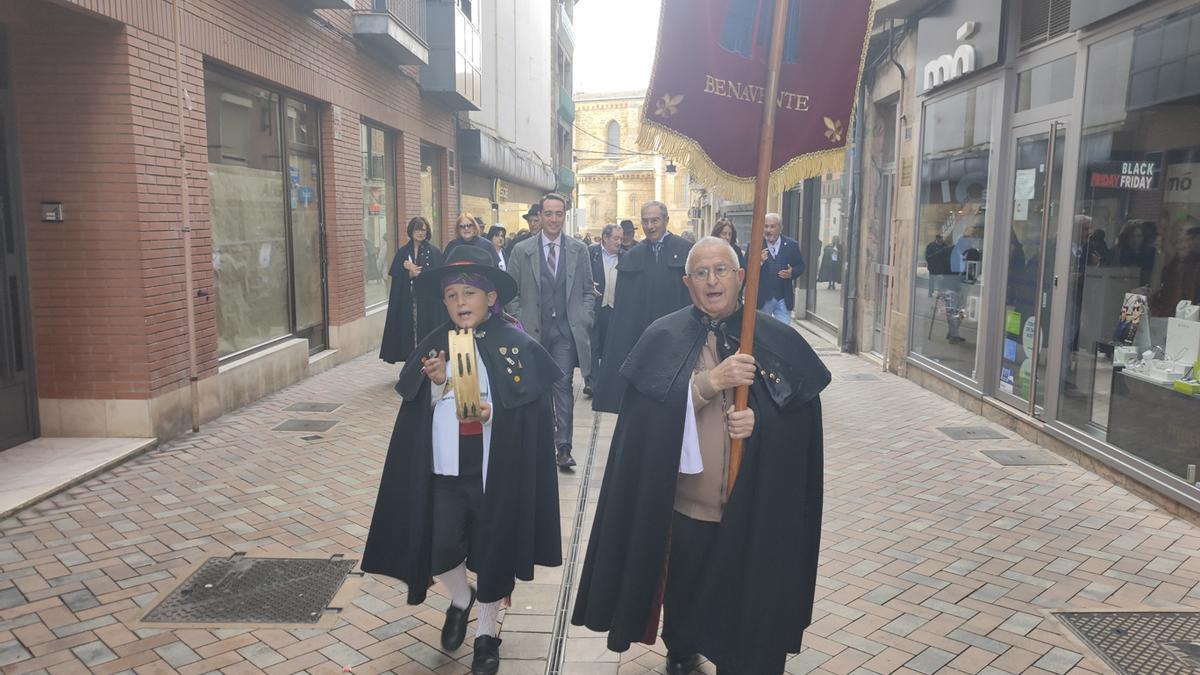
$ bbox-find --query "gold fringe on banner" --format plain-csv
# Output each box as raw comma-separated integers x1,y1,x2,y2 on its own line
637,120,848,203
637,0,877,204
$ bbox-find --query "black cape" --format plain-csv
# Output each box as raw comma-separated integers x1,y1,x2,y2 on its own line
379,242,445,363
592,234,693,413
362,314,564,604
572,306,830,674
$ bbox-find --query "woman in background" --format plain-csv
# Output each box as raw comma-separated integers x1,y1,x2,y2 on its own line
380,217,445,365
711,217,747,268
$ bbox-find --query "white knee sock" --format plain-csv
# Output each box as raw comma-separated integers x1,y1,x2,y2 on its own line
438,562,473,609
476,600,501,638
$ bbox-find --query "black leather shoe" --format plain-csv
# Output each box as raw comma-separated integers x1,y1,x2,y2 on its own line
440,586,476,652
556,448,577,469
471,635,502,675
665,652,699,675
582,385,593,398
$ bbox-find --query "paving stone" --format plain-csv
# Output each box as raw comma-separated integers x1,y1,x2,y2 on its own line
70,639,118,667
0,639,32,667
1032,647,1082,674
906,646,957,675
60,588,99,612
238,642,286,668
154,640,202,668
0,586,25,610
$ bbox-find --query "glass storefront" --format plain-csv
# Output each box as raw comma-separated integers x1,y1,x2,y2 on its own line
1058,8,1200,486
420,143,444,246
912,82,996,379
863,101,897,356
811,171,849,330
206,70,327,357
996,125,1064,408
362,124,394,308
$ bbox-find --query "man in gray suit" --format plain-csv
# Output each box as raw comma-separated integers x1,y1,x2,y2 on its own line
507,193,595,469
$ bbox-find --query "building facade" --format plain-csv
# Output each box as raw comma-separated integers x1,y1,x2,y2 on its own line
845,0,1200,517
0,0,479,449
458,0,575,233
574,92,694,236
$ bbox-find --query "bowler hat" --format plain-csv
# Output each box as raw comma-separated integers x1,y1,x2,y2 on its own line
523,203,542,220
416,243,518,305
619,219,635,232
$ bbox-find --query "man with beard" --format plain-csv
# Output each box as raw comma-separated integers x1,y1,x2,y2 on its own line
592,201,693,413
572,237,829,675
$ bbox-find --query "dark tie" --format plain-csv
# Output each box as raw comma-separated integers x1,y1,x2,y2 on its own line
652,241,663,262
547,242,557,276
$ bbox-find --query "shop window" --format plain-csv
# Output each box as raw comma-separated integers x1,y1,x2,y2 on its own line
420,143,445,245
206,71,326,357
362,124,395,308
1016,55,1076,112
912,82,996,379
1020,0,1072,50
1058,8,1200,487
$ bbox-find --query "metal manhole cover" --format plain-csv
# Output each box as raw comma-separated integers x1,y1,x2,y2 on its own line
141,555,357,626
273,419,339,432
841,373,881,381
285,402,343,413
982,449,1064,466
937,426,1008,440
1057,611,1200,674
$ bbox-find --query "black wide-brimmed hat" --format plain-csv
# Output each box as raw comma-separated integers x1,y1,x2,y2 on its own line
416,243,518,305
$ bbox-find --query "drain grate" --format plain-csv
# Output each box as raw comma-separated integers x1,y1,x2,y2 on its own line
284,402,343,413
1057,611,1200,674
273,419,339,432
840,373,881,382
937,426,1008,441
141,554,357,626
982,449,1064,466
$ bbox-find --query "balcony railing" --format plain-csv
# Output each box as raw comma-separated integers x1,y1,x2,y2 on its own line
373,0,425,39
558,3,575,52
282,0,354,11
354,0,429,66
558,86,575,123
558,166,576,192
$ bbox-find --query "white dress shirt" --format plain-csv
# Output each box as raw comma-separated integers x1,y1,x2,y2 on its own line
541,232,563,275
601,249,619,308
767,238,781,258
429,344,495,489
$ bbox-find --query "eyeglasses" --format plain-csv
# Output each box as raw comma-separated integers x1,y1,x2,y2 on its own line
688,265,735,281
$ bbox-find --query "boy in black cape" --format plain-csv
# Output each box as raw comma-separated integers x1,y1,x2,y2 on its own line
363,245,563,675
572,237,830,675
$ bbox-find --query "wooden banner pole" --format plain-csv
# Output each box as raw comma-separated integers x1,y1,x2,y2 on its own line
728,0,791,497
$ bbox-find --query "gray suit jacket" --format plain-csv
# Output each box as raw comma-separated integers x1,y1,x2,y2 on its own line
507,234,595,377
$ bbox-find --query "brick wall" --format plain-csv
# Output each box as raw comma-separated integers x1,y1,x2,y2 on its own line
6,0,458,402
10,5,151,400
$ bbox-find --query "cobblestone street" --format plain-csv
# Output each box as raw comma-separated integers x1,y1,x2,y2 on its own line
2,331,1200,675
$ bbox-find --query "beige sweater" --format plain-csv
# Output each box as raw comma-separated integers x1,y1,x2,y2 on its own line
674,333,730,523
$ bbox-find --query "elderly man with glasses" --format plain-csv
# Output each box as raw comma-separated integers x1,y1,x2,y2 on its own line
572,236,831,675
